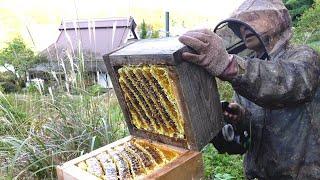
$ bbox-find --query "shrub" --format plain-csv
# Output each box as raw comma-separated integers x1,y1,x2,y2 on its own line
0,82,19,93
0,91,127,179
138,20,160,39
86,84,106,96
293,0,320,44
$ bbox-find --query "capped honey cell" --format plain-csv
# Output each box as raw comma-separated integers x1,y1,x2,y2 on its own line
76,139,181,179
118,65,185,139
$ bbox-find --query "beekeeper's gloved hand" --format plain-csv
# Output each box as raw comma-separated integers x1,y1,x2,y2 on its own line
178,29,232,77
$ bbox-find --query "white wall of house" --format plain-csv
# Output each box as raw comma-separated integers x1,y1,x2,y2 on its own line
97,72,113,88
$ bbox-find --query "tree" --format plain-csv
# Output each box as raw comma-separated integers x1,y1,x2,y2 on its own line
283,0,315,25
138,20,160,39
293,0,320,49
0,37,40,87
139,20,148,39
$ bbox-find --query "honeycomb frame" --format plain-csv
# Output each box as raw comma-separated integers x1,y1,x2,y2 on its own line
117,65,185,139
75,138,181,179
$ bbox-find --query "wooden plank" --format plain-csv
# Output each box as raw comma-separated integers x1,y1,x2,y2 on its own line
131,127,187,149
104,55,135,135
108,37,184,66
144,151,204,180
135,137,187,154
58,165,98,180
109,54,174,66
175,58,224,150
61,136,133,167
57,136,203,180
167,65,197,150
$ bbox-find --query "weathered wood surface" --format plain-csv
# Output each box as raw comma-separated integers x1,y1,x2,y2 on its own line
104,37,223,151
175,60,224,150
56,136,203,180
105,58,136,136
108,37,184,66
145,151,204,180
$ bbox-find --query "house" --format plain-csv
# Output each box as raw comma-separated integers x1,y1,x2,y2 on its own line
28,17,137,88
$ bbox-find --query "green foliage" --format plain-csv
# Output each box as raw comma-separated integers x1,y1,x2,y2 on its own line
283,0,314,24
0,37,41,88
86,84,106,96
140,20,148,39
26,82,39,94
0,82,19,93
293,0,320,46
203,144,244,179
0,85,4,93
217,79,234,102
0,91,127,179
138,20,160,39
0,71,16,83
0,72,20,93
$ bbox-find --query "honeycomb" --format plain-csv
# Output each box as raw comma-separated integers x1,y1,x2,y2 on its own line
77,139,180,179
118,65,185,138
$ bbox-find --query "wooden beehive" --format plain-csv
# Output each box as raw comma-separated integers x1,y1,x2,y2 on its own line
105,37,223,151
57,136,203,180
57,37,223,180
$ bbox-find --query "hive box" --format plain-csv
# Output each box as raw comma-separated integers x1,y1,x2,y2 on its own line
57,136,203,180
57,37,223,180
106,37,223,150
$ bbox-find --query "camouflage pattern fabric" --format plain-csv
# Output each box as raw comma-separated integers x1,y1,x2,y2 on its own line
215,0,320,179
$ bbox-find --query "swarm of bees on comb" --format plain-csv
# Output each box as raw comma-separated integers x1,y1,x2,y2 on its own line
77,139,180,179
118,65,185,138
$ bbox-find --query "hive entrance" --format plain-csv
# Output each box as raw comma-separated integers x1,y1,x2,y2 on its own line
118,65,185,139
77,139,180,179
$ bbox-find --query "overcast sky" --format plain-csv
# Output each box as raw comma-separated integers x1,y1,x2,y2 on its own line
0,0,244,50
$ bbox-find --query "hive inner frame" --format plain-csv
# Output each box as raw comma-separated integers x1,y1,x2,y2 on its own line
117,65,186,139
76,138,182,179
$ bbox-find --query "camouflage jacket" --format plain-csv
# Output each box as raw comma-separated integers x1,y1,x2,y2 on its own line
231,45,320,179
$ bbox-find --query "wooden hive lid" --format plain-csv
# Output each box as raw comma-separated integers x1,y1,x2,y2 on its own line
108,37,187,66
104,37,224,151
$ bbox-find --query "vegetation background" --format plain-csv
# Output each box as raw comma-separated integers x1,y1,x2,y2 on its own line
0,0,319,179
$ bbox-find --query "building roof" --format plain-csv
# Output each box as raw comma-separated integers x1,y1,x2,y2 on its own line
37,17,137,74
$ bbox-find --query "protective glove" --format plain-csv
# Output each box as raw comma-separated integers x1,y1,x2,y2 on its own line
221,101,246,124
178,29,231,77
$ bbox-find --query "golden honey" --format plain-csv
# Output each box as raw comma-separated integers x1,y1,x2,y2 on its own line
118,65,185,139
77,139,180,179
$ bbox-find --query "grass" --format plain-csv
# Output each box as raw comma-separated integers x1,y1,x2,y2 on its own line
0,90,128,179
0,79,243,180
203,144,244,180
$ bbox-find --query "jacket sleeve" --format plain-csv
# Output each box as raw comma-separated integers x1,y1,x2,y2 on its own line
228,46,320,109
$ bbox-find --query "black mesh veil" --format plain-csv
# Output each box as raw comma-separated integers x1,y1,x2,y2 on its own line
214,19,270,60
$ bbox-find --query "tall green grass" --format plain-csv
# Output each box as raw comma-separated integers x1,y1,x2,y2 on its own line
0,90,128,179
0,20,130,179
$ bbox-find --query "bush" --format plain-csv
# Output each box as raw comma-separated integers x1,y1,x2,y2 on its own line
0,82,19,93
138,20,160,39
86,84,106,96
26,82,39,94
0,71,16,84
283,0,315,24
293,0,320,44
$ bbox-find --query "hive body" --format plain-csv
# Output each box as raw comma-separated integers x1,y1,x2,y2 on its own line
56,136,203,180
57,37,222,180
105,37,223,150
